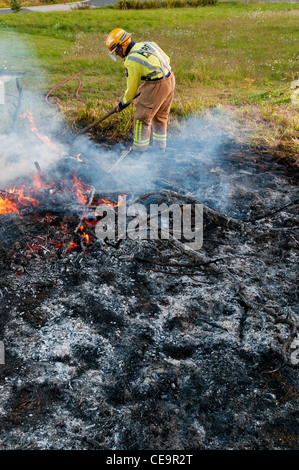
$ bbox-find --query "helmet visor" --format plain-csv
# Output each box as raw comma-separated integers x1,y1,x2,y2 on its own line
108,51,117,62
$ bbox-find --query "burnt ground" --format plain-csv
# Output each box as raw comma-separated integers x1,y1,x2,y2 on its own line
0,139,298,450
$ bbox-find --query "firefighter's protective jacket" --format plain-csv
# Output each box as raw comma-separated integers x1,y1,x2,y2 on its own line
119,41,172,109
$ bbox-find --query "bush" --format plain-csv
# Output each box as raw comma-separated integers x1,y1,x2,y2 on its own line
116,0,217,9
9,0,21,12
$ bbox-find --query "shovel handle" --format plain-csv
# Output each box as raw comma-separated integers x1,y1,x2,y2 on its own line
75,92,141,137
76,109,116,136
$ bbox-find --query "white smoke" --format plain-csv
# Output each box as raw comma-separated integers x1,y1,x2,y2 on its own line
0,32,67,188
78,108,244,210
0,132,66,187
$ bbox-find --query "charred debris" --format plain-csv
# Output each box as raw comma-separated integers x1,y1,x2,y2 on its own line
0,123,298,450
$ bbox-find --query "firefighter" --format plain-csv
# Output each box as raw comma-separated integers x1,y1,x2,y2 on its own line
105,28,175,154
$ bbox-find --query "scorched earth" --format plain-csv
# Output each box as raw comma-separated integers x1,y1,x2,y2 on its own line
0,111,298,450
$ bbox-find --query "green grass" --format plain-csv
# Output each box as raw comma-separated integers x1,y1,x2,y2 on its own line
0,2,298,158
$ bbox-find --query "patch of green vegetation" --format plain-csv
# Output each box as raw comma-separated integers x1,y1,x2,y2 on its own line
115,0,217,9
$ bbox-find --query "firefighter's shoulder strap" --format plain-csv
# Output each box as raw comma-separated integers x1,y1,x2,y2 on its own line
126,42,172,79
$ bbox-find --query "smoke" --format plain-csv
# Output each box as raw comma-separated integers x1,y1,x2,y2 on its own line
75,109,242,215
0,32,67,187
0,132,66,188
165,110,240,211
71,108,242,189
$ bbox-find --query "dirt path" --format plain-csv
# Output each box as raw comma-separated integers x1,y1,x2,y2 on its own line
0,0,117,15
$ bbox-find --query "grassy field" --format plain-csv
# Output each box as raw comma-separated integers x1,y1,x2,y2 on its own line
0,2,298,158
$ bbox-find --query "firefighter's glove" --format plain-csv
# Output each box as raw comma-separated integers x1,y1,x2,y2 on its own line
114,104,123,113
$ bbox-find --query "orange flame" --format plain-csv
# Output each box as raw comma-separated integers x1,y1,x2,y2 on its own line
82,232,89,244
0,185,40,215
98,198,114,206
9,186,39,207
72,175,91,205
22,112,57,150
0,196,18,214
0,172,94,216
80,225,89,245
32,174,45,190
96,194,127,208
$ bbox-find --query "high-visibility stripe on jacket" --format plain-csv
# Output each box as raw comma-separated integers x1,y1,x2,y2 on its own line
120,42,172,107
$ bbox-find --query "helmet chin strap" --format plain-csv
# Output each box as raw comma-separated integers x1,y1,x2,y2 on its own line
117,43,125,57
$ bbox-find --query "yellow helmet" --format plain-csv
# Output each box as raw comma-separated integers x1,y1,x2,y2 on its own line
105,28,132,57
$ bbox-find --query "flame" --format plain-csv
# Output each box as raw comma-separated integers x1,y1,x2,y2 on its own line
76,153,83,162
0,196,18,214
0,186,40,215
69,241,78,250
96,194,127,208
22,111,57,150
9,186,39,207
32,173,45,190
80,225,89,245
71,175,91,205
0,171,95,216
0,156,127,255
56,241,78,250
98,198,114,206
82,231,89,244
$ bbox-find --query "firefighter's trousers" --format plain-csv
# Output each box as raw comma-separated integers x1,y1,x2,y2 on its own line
132,72,175,152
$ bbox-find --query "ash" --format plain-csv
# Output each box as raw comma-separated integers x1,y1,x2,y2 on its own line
0,140,298,451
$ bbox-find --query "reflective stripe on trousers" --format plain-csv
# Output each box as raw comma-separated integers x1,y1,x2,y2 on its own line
152,131,167,148
133,119,150,150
